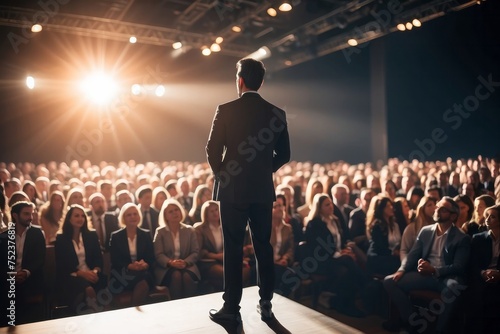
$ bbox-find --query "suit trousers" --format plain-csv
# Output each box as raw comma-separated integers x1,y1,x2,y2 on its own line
220,201,275,313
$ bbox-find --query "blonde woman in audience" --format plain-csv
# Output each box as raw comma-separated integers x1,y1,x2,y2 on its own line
188,185,211,224
39,190,65,245
152,186,169,212
296,178,323,221
399,196,436,266
462,194,496,237
154,199,200,300
65,187,85,207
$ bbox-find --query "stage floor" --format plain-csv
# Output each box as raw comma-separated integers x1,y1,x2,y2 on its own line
4,286,363,333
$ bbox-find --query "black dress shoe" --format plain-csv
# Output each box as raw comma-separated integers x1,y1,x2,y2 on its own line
209,308,243,334
257,302,274,322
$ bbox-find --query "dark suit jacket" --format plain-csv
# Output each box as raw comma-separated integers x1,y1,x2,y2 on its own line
470,231,500,281
304,216,349,258
87,211,120,251
194,222,222,261
54,230,103,280
400,224,470,281
334,204,353,240
206,92,290,203
139,206,159,238
109,227,155,274
270,222,295,265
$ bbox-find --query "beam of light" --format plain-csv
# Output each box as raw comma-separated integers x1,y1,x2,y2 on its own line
245,46,271,61
172,41,182,50
31,24,42,33
80,72,118,105
155,85,165,97
131,84,142,95
279,2,292,12
210,43,221,52
26,76,35,89
201,46,211,56
129,36,137,43
347,39,358,46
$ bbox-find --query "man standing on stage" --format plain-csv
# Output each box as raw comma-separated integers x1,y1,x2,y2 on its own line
206,58,290,332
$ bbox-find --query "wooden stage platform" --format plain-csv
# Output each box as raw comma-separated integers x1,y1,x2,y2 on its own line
3,286,363,333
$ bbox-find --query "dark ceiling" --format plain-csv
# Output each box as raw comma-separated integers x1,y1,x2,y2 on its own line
0,0,481,72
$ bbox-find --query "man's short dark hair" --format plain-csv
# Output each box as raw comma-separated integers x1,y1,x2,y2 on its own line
11,201,34,220
135,185,152,200
442,196,460,216
237,58,265,91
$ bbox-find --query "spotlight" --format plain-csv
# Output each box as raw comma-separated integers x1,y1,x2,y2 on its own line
26,76,35,89
279,2,292,12
131,84,142,95
155,85,165,97
210,43,221,52
232,25,242,33
347,38,358,46
406,22,413,30
284,60,292,66
267,8,277,17
215,36,224,44
80,72,118,105
244,46,271,61
172,41,183,49
201,46,211,56
397,23,406,31
129,36,137,43
31,24,42,33
412,19,422,27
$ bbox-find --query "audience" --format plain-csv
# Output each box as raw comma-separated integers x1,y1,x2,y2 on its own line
462,194,496,237
39,190,65,245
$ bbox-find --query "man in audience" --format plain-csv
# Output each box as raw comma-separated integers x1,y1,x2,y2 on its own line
136,185,159,239
383,197,470,333
165,180,178,199
87,193,119,251
176,177,193,212
98,180,115,210
331,184,354,233
348,187,375,253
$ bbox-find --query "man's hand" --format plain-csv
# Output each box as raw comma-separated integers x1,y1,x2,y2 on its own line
417,258,436,276
482,269,500,283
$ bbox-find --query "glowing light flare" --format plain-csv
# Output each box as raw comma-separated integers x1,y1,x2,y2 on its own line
215,36,224,44
232,26,242,33
267,8,277,17
129,36,137,43
80,72,118,105
201,47,211,56
279,2,292,12
131,84,142,95
397,23,406,31
210,43,221,52
26,76,35,89
406,22,413,30
412,19,422,27
172,41,183,49
347,38,358,46
155,85,165,97
31,24,42,33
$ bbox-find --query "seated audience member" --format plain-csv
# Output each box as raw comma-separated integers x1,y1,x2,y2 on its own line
98,180,115,210
478,166,495,196
383,197,470,333
64,187,84,209
296,178,323,222
271,194,296,296
35,176,50,202
152,186,169,213
154,199,200,300
393,197,411,235
462,182,476,202
426,185,443,201
188,185,211,224
467,204,500,333
194,201,251,292
366,196,401,277
114,189,133,214
109,203,155,306
406,186,425,212
453,194,474,229
348,188,375,253
4,178,21,199
399,196,436,267
165,180,178,198
87,193,119,252
22,180,43,209
382,180,397,201
1,201,45,324
136,185,159,240
462,194,496,237
39,190,65,245
304,193,366,317
176,177,194,212
331,184,355,233
55,204,107,314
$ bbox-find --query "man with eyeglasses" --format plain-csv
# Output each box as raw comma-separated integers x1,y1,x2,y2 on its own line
382,196,470,334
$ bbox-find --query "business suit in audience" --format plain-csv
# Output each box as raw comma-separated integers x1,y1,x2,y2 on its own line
466,204,500,333
271,194,296,297
331,184,354,234
109,203,155,306
1,201,45,324
136,185,159,239
383,197,470,333
154,198,200,300
87,193,119,252
304,193,367,317
366,196,401,277
55,204,107,314
349,188,375,253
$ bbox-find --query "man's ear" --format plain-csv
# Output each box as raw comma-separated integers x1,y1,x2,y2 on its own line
238,77,245,88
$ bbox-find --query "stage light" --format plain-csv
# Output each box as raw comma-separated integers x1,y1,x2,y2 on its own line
267,8,277,17
406,22,413,30
201,46,211,56
26,76,35,89
397,23,406,31
155,85,165,97
244,46,271,61
131,84,142,95
232,25,242,33
172,41,182,50
210,43,221,52
31,24,42,33
347,38,358,46
279,2,292,12
284,60,292,66
215,36,224,44
129,36,137,43
412,19,422,27
80,72,118,105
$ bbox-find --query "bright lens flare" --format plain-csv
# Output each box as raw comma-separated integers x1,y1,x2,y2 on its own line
80,73,118,104
26,76,35,89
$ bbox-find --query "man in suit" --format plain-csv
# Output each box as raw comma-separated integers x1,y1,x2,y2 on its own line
1,201,46,324
87,192,119,251
206,58,290,331
136,185,159,239
331,184,354,235
383,197,471,333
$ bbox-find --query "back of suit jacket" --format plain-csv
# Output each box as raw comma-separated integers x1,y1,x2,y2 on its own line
206,92,290,203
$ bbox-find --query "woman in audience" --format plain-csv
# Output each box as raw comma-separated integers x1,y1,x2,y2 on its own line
188,185,211,224
55,204,107,313
366,196,401,277
304,193,366,317
151,186,169,212
109,203,155,306
39,190,65,245
154,199,200,299
453,194,474,229
393,197,411,235
297,178,323,221
23,180,43,208
65,187,85,208
399,196,436,265
462,194,496,237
